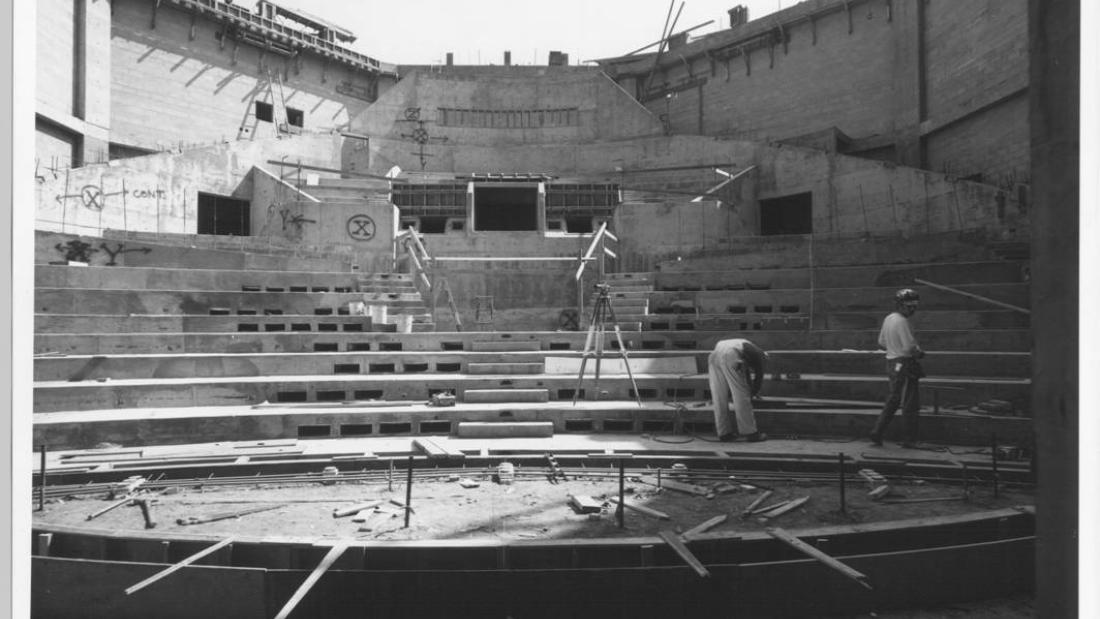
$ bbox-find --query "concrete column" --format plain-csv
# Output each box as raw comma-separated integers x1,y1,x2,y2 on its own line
1029,1,1078,617
890,0,923,168
78,0,112,164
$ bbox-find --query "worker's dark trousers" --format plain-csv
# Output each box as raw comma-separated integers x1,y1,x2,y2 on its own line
871,358,921,443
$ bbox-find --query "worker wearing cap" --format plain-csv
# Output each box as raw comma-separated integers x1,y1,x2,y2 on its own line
708,338,768,442
870,289,925,447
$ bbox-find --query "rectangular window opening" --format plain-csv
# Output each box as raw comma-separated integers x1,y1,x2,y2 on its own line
197,192,250,236
473,185,538,231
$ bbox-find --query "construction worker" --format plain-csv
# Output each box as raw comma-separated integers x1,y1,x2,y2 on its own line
708,338,768,442
870,288,925,447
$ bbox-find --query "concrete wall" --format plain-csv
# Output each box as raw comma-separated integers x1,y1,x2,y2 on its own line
107,0,392,151
34,134,345,237
356,68,664,148
602,0,1029,187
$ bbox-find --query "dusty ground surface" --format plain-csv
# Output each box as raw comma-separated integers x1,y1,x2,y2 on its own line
35,470,1033,542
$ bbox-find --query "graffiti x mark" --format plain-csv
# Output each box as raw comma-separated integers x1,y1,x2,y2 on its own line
55,183,129,211
347,214,376,241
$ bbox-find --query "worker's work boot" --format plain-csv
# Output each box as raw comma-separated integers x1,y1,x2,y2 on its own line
718,433,738,442
745,432,767,442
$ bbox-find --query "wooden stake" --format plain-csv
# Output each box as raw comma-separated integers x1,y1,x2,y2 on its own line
403,456,413,528
766,527,873,590
273,542,349,619
740,490,774,518
618,459,626,528
125,537,235,595
658,530,710,578
38,445,46,511
608,497,670,520
683,514,727,540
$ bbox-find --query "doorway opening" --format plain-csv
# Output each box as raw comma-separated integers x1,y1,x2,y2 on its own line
197,192,251,236
760,192,813,235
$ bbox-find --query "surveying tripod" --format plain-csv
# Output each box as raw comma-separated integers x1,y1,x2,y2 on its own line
572,283,642,406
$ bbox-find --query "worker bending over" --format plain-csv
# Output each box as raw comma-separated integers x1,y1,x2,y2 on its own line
707,338,768,442
870,288,925,447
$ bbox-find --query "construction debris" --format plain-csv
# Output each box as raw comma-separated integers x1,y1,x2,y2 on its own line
859,469,892,501
569,494,604,514
740,490,774,519
332,500,384,518
608,496,670,520
765,527,873,590
658,530,711,578
683,514,727,539
757,496,810,522
176,504,283,526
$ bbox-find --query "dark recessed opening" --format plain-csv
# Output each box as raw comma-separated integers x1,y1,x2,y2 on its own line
337,308,350,315
312,287,330,293
353,390,384,400
603,420,634,432
318,324,338,332
642,340,665,350
754,305,773,313
428,389,454,398
380,343,403,351
277,391,308,402
418,216,450,234
263,324,286,332
264,309,283,316
674,322,696,330
255,101,273,122
237,324,259,332
265,287,284,293
197,192,250,236
316,390,346,402
348,343,371,352
342,323,364,332
441,342,464,351
315,308,333,315
290,286,308,292
380,422,412,435
419,421,452,434
702,390,712,399
334,364,360,374
369,363,396,373
564,216,594,233
236,309,258,316
780,305,801,313
210,308,231,316
473,185,538,231
436,362,461,372
666,388,694,399
671,340,697,350
548,342,571,351
297,424,330,438
313,343,339,352
291,323,311,331
547,219,564,231
565,419,593,432
242,285,261,292
334,287,351,293
642,420,675,433
558,389,585,400
760,191,813,235
404,363,429,373
729,305,747,314
340,424,373,436
651,321,670,330
630,388,659,399
286,107,304,127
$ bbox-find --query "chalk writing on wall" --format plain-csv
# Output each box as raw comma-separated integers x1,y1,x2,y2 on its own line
347,214,376,241
55,240,97,262
131,188,166,199
99,243,152,266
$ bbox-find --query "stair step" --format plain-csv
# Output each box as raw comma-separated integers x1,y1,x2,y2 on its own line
463,389,549,403
467,363,544,375
468,341,542,352
456,421,554,438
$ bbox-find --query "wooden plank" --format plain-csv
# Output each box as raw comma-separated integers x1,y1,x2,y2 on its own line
273,542,350,619
413,438,464,459
766,527,873,590
740,490,774,518
656,479,712,496
658,530,710,578
608,497,671,520
758,496,810,521
683,514,727,539
332,500,384,518
125,537,235,595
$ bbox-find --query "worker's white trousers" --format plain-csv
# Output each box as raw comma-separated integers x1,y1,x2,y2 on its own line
707,346,757,436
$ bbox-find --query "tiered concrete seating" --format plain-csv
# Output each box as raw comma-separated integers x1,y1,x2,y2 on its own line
31,231,1033,450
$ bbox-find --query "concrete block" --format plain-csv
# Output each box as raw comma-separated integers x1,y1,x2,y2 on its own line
463,389,549,403
466,363,543,375
456,421,554,438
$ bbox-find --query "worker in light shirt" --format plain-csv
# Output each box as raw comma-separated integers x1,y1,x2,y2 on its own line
869,288,925,447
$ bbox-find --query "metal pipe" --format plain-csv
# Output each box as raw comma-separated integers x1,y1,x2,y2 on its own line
618,459,626,528
38,445,46,512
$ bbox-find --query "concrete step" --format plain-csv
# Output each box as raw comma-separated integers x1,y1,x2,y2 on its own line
456,421,554,438
462,389,549,403
32,400,1032,450
34,328,1033,356
35,288,425,316
34,265,361,292
466,363,544,375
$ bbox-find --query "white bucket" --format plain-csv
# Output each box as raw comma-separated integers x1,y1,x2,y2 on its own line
368,305,387,324
396,314,414,333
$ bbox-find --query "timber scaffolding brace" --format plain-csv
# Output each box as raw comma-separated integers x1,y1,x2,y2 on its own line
395,223,620,330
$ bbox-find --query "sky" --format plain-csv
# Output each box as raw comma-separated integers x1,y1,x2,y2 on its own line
274,0,789,66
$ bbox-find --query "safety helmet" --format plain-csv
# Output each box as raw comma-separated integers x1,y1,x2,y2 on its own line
895,288,920,304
